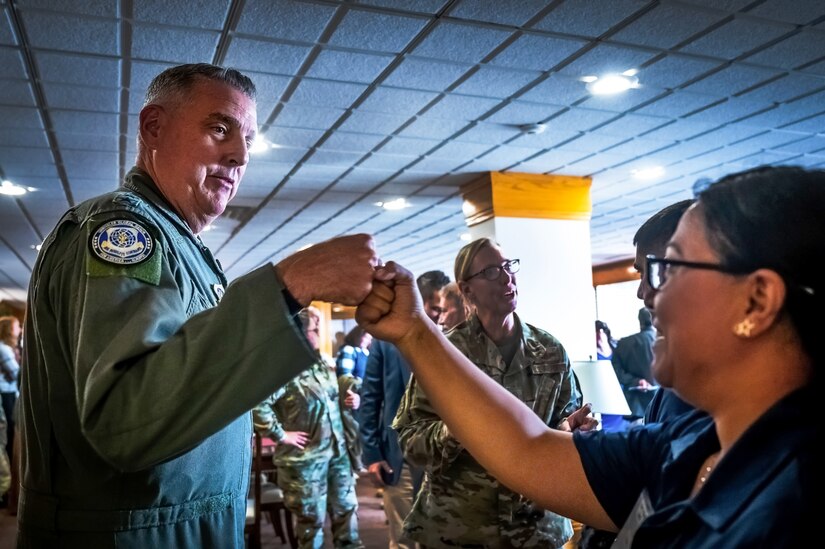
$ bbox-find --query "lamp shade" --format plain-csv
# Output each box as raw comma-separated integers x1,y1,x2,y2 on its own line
571,359,632,416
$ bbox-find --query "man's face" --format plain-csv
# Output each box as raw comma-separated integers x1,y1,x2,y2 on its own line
422,289,445,324
438,295,465,331
304,316,320,351
147,78,257,232
635,239,666,311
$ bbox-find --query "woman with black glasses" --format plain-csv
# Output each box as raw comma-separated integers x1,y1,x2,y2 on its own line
392,237,587,548
361,166,820,548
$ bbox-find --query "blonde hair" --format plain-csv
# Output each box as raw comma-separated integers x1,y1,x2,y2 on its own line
454,237,496,283
0,316,20,347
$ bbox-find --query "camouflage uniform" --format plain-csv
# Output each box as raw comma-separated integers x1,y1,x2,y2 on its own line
393,314,582,548
338,374,365,471
254,357,364,549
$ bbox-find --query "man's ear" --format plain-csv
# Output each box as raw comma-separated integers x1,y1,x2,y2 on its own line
139,105,164,150
741,268,786,337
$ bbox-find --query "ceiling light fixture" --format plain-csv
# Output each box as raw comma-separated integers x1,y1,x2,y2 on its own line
249,135,270,154
0,180,29,196
519,123,547,135
375,198,410,211
632,166,666,180
583,72,639,96
460,233,471,241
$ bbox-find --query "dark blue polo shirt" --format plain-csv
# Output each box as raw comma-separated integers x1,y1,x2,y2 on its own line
574,386,817,548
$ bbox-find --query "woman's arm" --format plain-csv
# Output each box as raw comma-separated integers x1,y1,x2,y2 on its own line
357,263,616,530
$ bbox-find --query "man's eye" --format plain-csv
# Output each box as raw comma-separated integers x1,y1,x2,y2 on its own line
213,126,227,135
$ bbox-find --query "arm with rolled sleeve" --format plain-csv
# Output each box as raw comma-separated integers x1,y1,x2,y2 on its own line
253,392,288,442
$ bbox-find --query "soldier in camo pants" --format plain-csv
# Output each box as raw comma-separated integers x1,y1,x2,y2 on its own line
253,307,364,549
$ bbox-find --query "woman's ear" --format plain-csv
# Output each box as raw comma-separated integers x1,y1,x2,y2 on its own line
738,269,787,338
458,280,473,304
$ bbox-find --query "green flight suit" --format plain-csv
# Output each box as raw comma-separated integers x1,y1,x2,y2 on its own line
394,314,581,549
18,168,316,548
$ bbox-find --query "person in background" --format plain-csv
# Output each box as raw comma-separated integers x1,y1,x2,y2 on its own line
17,63,379,547
359,165,821,547
394,238,584,548
438,281,468,332
336,326,372,381
253,306,364,549
336,325,373,473
0,316,20,464
611,308,657,422
632,199,697,424
580,199,697,548
360,269,449,549
594,320,616,360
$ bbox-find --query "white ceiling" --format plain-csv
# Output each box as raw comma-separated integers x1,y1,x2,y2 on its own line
2,0,825,302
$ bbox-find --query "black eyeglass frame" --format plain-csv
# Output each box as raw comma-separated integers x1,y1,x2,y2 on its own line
465,259,521,282
644,254,750,290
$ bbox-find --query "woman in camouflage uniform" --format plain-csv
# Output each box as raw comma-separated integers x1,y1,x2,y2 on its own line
394,238,582,548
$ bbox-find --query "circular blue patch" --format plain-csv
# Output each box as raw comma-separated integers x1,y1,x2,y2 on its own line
91,219,154,265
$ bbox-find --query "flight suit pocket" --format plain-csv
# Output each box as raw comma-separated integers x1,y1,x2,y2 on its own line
185,281,211,316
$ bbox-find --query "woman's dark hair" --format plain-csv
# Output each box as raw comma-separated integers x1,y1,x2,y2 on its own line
343,325,368,348
696,165,824,362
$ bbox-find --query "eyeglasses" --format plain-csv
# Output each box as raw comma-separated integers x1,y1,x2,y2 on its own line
645,255,750,290
465,259,520,281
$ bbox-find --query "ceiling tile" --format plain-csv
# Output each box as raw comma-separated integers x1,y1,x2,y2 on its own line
490,33,586,72
532,0,649,38
134,0,229,28
558,43,657,78
452,65,542,99
21,11,118,55
684,64,782,97
745,0,825,25
289,79,368,108
411,20,513,64
424,93,500,121
678,16,792,60
611,3,727,49
449,0,549,26
328,9,427,52
383,57,471,91
222,38,312,75
744,30,825,70
131,25,220,63
236,0,336,42
0,79,34,106
305,49,394,83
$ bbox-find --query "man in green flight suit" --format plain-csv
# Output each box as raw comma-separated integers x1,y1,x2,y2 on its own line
17,63,380,548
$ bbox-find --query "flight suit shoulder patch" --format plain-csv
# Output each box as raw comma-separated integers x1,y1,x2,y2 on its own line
86,218,162,285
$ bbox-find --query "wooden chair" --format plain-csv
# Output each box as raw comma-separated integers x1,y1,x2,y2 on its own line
246,431,297,548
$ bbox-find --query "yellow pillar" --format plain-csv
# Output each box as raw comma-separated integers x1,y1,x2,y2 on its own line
460,172,596,361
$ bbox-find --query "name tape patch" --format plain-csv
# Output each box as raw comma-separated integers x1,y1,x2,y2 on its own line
90,219,154,265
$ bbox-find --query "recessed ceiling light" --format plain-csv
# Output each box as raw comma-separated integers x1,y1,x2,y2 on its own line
632,166,665,180
583,73,639,95
31,243,43,251
297,243,314,251
0,180,29,196
460,233,471,241
374,198,410,211
249,135,270,154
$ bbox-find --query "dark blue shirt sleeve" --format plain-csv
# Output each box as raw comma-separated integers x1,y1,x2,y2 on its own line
573,423,667,527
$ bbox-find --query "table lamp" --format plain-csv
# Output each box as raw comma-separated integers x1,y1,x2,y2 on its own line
571,359,632,416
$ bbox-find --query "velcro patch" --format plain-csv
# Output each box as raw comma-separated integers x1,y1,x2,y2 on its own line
87,219,162,285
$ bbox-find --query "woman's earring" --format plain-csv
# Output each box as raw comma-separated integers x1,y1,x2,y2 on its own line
734,318,755,337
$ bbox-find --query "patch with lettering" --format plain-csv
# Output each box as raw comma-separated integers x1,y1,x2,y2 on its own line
90,219,154,265
87,218,162,286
